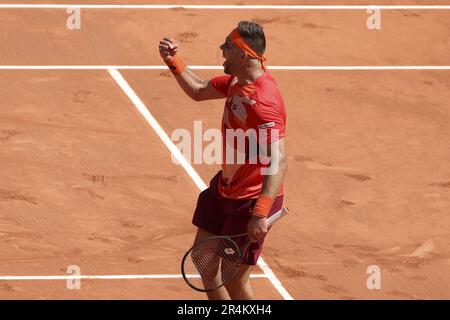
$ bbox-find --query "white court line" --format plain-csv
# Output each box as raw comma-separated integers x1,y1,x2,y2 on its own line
108,69,294,300
1,4,450,9
1,65,450,70
107,69,207,191
0,274,268,281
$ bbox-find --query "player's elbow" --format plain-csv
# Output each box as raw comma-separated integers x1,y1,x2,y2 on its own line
192,81,209,101
190,88,202,101
191,93,202,101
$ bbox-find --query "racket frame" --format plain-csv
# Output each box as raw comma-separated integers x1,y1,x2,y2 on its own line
181,235,242,292
181,207,289,292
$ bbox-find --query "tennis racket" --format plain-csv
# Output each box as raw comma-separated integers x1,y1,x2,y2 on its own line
181,207,289,292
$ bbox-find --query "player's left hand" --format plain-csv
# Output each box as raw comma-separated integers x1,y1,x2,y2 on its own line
247,215,268,242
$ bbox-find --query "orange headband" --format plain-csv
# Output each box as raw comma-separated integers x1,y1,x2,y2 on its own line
229,28,266,71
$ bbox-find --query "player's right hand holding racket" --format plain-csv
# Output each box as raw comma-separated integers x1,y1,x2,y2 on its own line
181,207,289,292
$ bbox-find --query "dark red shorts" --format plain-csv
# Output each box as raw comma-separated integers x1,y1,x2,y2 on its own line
192,171,284,265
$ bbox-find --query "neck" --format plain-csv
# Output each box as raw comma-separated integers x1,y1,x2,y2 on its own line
236,62,264,86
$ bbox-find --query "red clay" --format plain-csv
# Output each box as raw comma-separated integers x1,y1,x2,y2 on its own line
0,3,449,299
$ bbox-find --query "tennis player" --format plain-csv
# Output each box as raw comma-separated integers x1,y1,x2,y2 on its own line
159,21,287,300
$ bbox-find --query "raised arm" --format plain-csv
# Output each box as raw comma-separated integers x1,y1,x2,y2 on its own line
159,37,226,101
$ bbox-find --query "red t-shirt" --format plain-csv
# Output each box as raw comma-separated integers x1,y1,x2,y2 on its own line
211,72,287,199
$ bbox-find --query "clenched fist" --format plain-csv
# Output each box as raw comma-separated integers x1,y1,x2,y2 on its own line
159,37,179,62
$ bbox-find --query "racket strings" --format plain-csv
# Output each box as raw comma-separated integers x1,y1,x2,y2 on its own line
183,238,241,291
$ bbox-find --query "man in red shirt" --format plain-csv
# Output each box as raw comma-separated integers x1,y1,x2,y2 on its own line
159,21,287,300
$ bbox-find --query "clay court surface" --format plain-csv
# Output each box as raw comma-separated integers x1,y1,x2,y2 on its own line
0,1,449,299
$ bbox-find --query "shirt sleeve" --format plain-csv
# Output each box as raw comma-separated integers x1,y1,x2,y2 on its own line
210,75,234,96
248,101,286,145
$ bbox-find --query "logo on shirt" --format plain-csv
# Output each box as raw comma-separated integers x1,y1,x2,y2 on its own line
257,122,275,129
225,95,256,125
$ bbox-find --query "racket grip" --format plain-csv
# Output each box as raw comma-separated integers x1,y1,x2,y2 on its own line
267,207,289,227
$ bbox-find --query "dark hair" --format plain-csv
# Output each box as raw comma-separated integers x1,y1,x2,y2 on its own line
237,21,266,56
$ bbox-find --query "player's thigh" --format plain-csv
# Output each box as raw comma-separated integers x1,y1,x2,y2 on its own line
231,263,253,282
193,227,216,245
192,173,226,236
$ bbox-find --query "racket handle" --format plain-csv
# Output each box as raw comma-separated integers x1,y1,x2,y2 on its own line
267,207,289,228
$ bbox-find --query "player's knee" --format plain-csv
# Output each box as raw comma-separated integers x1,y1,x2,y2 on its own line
224,277,254,300
224,279,243,294
225,272,250,290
